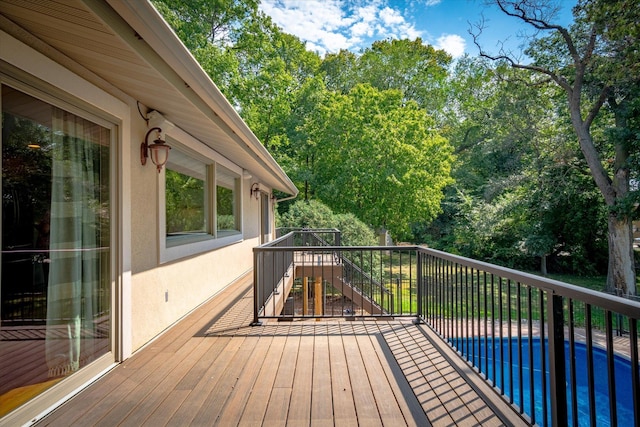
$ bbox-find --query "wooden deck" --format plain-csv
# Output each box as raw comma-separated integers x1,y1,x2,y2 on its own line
37,276,527,427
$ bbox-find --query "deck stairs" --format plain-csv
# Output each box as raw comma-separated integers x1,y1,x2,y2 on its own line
262,252,387,317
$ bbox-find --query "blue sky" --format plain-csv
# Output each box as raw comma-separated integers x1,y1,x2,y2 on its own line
258,0,576,58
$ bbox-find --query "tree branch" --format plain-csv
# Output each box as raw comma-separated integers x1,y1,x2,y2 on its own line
495,0,562,32
585,86,610,129
470,26,573,94
494,1,582,66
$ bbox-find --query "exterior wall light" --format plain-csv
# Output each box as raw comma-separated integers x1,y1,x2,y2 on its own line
141,127,171,172
251,183,261,199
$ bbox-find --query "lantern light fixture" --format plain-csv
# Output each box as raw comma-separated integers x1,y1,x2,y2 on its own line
141,127,171,172
250,183,261,199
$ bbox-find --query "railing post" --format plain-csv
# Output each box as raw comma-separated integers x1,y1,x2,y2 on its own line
547,292,567,426
251,248,262,326
414,250,423,324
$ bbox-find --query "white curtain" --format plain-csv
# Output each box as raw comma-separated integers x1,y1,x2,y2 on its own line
45,108,101,378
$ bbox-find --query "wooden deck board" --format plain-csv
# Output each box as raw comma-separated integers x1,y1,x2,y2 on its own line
237,332,287,426
310,330,333,427
93,337,204,427
369,323,431,427
188,336,249,425
215,334,275,426
355,327,408,426
341,323,383,426
327,325,358,427
286,331,314,425
272,332,300,390
119,338,222,426
261,387,290,427
164,336,237,426
140,389,190,427
202,337,257,423
36,277,528,427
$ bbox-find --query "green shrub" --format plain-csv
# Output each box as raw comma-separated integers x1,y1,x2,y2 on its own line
278,200,376,246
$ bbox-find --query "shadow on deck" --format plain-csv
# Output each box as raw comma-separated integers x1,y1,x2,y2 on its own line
38,275,526,426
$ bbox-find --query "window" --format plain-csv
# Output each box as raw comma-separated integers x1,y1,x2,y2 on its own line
160,134,243,262
216,165,240,236
165,147,208,245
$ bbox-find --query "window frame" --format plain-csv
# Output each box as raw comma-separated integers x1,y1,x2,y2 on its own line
164,145,211,246
215,163,242,237
157,116,244,264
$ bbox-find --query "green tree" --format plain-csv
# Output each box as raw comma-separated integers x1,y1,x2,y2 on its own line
231,30,321,155
321,39,452,120
473,0,639,295
358,39,452,117
151,0,258,92
278,199,335,230
304,84,454,239
423,56,608,276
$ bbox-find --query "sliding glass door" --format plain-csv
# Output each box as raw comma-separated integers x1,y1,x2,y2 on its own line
0,85,111,416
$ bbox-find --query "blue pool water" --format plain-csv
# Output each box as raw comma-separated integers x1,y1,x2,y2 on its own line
450,336,638,427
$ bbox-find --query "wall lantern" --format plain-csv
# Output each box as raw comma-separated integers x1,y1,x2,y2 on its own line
250,183,261,199
141,127,171,172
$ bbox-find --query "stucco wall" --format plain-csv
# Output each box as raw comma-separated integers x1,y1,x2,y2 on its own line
130,238,257,350
129,146,265,350
129,181,264,350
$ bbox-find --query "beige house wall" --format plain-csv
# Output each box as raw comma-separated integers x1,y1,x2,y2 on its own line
1,26,275,357
129,182,264,350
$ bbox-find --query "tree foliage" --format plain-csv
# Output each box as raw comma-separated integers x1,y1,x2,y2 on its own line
322,39,452,117
152,0,636,288
303,84,454,239
277,200,377,246
471,0,638,294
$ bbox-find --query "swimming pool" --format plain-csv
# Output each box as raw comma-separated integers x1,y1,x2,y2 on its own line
450,336,638,426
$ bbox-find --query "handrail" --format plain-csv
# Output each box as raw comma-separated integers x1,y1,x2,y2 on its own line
255,242,640,316
420,246,640,317
417,246,640,427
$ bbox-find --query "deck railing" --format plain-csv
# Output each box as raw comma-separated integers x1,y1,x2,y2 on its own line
253,230,640,427
420,247,640,427
254,229,417,320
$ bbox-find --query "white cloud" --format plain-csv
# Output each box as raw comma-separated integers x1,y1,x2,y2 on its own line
435,34,466,58
259,0,423,55
379,7,405,26
353,3,381,23
351,21,374,38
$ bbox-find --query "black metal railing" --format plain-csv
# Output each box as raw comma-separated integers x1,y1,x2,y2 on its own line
253,230,640,427
254,230,417,321
420,247,640,427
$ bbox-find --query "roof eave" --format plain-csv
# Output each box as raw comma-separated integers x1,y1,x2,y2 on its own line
100,0,298,197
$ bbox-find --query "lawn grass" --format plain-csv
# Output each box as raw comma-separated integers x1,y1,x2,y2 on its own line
532,271,640,295
531,272,607,292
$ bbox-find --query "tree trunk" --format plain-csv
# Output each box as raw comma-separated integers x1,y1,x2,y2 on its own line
541,254,548,276
568,103,636,296
606,214,636,296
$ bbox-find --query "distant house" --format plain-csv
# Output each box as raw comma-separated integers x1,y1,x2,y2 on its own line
0,1,297,424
